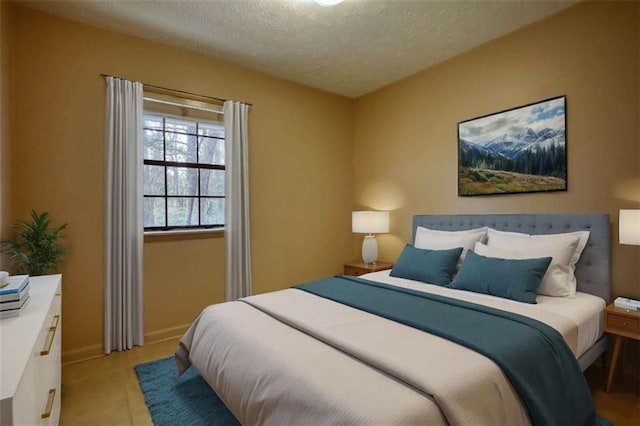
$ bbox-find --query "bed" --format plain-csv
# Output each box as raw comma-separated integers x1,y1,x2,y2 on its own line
176,213,611,425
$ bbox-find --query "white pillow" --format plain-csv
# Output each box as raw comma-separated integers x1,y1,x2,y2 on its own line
415,226,488,270
484,228,590,297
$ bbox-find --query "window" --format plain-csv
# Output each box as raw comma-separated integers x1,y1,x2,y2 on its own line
143,114,225,231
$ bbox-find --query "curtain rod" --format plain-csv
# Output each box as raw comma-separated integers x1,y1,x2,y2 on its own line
100,73,253,106
143,97,223,114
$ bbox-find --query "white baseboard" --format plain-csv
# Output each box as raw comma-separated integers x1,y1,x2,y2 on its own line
62,323,190,365
62,343,103,365
144,323,190,344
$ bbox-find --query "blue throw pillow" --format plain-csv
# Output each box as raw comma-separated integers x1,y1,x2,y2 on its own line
390,245,463,286
449,250,552,304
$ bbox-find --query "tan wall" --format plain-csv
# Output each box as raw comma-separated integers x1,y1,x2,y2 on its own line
7,3,354,361
353,2,640,299
7,1,639,363
0,1,12,263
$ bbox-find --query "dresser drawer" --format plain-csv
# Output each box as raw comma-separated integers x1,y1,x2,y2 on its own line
15,289,61,425
38,313,61,425
12,354,40,426
607,314,640,335
1,275,62,426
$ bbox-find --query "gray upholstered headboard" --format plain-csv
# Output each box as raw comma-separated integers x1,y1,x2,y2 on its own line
412,214,611,303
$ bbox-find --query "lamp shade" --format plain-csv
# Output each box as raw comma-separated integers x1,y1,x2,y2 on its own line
352,211,389,234
619,209,640,245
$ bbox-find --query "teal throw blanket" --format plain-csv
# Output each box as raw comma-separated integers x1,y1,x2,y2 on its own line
294,276,596,426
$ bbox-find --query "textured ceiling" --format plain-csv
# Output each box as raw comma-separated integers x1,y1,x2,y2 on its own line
19,0,576,98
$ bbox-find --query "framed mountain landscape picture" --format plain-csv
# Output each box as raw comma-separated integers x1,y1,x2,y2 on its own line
458,96,567,196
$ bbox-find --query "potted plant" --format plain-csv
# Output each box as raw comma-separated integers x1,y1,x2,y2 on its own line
1,210,68,276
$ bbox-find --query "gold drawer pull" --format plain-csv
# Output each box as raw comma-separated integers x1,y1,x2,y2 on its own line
41,388,56,419
40,315,60,356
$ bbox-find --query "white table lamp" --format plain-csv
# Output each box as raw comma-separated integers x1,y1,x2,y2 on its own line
619,209,640,245
352,211,389,264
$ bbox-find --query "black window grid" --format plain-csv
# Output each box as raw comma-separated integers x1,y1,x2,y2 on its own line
143,116,225,231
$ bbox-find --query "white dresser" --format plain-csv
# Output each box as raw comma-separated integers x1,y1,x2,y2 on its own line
0,275,62,426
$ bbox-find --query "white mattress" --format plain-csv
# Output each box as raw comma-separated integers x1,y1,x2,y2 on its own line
361,270,605,358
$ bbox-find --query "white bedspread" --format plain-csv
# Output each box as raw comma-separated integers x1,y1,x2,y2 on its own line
176,274,601,425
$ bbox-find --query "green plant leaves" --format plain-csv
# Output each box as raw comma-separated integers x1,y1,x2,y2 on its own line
0,210,67,276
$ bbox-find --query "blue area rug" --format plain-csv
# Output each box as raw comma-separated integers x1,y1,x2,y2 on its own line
597,415,614,426
134,356,239,426
135,356,614,426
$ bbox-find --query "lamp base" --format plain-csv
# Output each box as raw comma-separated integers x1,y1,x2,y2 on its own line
362,235,378,264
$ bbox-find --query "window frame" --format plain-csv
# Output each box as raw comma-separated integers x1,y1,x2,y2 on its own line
142,114,225,232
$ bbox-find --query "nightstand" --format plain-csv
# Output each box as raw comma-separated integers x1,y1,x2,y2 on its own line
344,261,394,277
604,303,640,392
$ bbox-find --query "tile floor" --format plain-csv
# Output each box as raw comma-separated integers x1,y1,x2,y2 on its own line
60,338,179,426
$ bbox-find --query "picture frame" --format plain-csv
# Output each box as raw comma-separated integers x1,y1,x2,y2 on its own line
458,96,567,196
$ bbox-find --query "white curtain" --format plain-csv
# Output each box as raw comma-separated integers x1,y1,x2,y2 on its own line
104,76,144,354
224,101,252,301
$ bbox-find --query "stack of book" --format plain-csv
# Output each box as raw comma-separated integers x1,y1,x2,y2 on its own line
614,297,640,312
0,275,31,319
